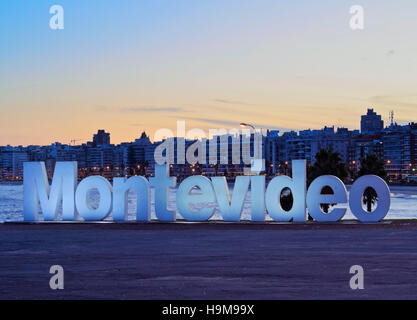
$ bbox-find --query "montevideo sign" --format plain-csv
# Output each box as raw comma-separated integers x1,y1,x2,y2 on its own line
23,160,391,223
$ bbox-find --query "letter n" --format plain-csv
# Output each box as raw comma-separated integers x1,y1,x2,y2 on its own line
23,162,77,221
113,176,151,221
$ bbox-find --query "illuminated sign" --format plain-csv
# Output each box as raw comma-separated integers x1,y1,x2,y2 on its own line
23,160,391,223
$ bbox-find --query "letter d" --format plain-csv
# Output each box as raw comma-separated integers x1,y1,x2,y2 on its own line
265,160,307,222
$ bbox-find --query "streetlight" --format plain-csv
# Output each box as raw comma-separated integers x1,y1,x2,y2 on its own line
240,122,265,136
240,123,256,130
240,122,265,175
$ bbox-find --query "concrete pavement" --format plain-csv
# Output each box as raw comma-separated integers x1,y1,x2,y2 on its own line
1,221,417,299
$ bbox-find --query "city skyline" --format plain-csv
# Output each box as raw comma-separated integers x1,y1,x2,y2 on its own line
0,107,412,147
2,108,417,185
2,1,417,145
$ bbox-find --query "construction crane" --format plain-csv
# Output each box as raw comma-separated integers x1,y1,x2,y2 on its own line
70,139,82,146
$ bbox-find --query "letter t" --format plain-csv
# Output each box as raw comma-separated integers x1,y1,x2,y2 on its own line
149,164,177,221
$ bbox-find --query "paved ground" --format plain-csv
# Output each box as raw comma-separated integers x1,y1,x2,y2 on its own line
1,221,417,299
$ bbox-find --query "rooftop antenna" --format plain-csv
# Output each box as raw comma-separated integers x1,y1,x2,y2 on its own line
390,110,394,126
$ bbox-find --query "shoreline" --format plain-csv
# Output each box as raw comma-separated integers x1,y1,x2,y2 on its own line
2,219,417,231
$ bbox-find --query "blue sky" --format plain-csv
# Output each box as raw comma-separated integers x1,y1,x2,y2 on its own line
1,0,417,145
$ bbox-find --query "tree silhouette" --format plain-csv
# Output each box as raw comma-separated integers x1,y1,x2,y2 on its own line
307,149,348,214
279,149,348,217
358,154,388,212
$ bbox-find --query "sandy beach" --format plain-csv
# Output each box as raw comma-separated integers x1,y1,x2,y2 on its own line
1,221,417,299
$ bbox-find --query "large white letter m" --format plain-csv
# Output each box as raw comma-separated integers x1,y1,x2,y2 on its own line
23,162,77,221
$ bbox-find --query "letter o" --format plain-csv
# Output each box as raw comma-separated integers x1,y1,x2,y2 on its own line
75,176,113,221
349,175,390,222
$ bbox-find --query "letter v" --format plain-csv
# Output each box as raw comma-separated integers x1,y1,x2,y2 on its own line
211,176,250,221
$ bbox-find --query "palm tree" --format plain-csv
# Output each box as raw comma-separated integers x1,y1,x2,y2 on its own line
358,154,388,212
307,149,348,214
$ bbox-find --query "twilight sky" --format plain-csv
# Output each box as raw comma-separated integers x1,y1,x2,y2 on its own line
1,0,417,145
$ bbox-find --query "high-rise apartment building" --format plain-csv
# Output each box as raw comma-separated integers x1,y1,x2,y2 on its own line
361,109,384,134
93,130,110,146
